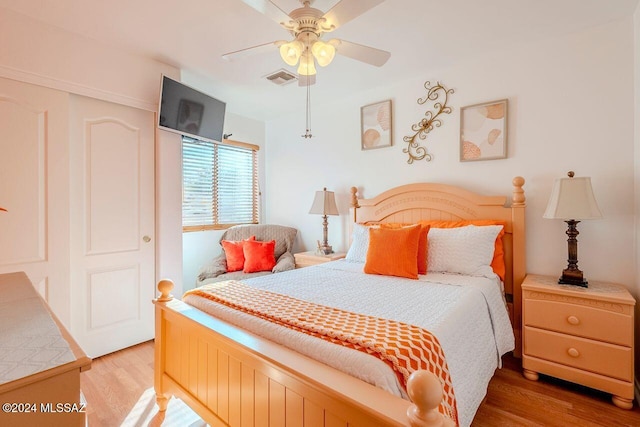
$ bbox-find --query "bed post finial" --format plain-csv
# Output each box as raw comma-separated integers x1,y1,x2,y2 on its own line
156,279,174,302
512,176,525,206
350,187,359,208
350,187,360,223
406,370,455,427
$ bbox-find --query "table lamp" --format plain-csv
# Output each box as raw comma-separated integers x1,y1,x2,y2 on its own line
543,171,602,287
309,187,339,255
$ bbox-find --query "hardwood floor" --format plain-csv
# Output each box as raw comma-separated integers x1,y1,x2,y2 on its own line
80,341,205,427
472,355,640,426
81,341,640,426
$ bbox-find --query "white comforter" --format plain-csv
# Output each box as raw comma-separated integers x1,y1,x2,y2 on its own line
183,259,514,427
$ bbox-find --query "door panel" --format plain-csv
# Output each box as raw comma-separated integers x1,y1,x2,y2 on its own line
0,78,70,325
0,96,46,264
70,95,155,357
86,119,140,255
88,266,139,329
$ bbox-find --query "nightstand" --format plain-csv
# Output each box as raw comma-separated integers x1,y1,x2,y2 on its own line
522,274,635,409
294,251,346,268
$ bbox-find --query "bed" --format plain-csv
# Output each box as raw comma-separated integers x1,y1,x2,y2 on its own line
154,177,526,427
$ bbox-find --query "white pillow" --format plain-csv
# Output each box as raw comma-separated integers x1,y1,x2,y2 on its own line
427,224,503,277
345,223,375,263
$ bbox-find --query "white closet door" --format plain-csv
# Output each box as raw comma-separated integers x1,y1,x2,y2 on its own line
0,78,71,325
69,95,155,357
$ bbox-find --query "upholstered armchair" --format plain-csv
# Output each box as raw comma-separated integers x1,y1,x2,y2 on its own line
196,224,298,286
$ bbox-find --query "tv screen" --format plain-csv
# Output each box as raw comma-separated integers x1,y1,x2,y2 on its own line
158,75,226,143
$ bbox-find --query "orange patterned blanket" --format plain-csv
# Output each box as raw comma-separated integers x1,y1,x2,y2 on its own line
184,280,458,424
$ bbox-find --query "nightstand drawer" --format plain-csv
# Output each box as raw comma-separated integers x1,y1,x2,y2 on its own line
524,299,632,346
524,327,633,382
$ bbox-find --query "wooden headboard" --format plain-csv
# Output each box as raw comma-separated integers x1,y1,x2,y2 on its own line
349,177,526,356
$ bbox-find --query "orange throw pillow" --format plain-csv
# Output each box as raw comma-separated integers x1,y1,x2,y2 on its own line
221,236,256,272
364,224,421,279
381,223,430,274
243,239,277,273
419,220,506,280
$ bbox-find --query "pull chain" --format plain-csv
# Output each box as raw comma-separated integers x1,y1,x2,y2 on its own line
302,77,312,139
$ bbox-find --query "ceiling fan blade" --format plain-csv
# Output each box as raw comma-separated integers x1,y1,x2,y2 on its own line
322,0,385,30
222,41,281,61
332,39,390,67
241,0,292,26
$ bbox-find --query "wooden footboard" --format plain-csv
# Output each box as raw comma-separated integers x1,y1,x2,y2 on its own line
154,279,453,427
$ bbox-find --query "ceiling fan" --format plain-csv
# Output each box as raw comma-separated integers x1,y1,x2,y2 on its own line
222,0,390,84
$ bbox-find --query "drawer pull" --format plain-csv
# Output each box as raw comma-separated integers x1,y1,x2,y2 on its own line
567,315,580,325
567,348,580,358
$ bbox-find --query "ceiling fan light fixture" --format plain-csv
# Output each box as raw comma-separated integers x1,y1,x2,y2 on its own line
297,53,317,76
279,40,303,66
311,40,335,67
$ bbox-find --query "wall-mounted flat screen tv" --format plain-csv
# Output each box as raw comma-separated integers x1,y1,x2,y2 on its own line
158,75,226,143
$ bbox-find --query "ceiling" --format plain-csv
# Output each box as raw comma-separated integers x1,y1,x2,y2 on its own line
1,0,638,120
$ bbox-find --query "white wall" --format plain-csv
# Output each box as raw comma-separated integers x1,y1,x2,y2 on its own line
0,8,171,111
266,19,637,290
633,0,640,387
180,107,267,290
156,130,184,294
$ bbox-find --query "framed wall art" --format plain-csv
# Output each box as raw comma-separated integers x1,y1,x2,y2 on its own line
361,99,392,150
460,98,507,161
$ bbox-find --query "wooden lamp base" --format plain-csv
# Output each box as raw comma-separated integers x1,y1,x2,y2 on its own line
559,219,588,288
558,269,588,287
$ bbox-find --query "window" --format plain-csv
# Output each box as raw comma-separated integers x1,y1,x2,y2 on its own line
182,137,259,231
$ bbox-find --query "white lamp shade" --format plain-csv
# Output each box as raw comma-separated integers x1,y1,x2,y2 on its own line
297,53,317,76
309,188,339,216
311,40,336,67
279,40,303,66
543,176,602,220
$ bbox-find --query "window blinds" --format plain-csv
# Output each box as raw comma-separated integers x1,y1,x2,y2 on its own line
182,138,258,231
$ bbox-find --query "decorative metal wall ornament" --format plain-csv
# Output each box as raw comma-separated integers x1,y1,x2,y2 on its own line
403,81,454,163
